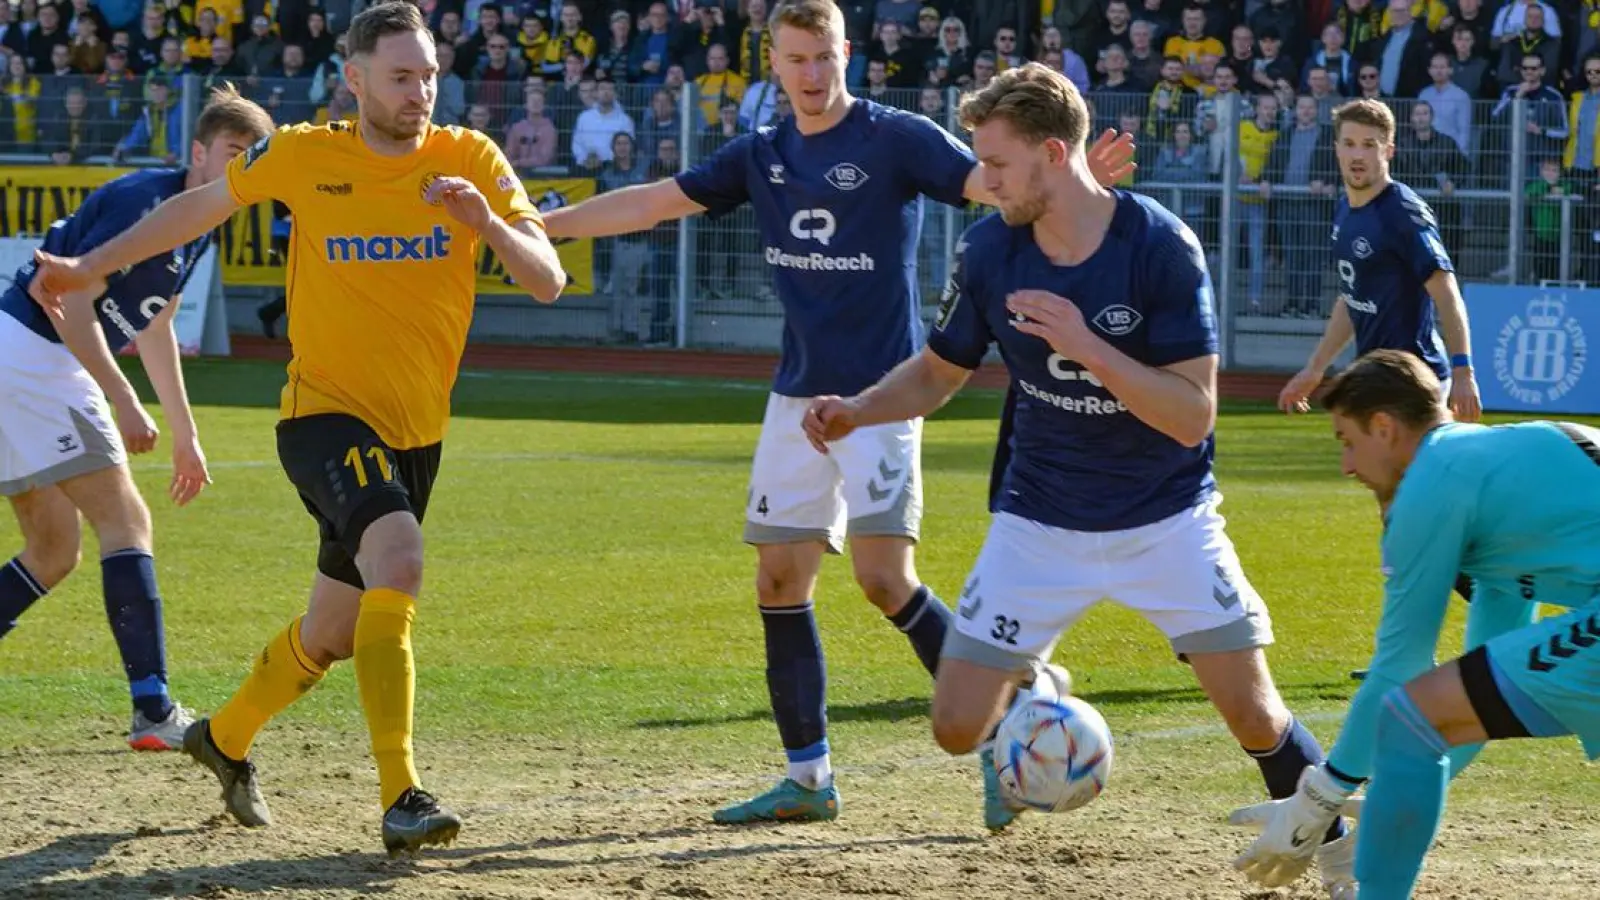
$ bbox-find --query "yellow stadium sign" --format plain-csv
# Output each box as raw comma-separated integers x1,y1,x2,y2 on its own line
0,166,595,295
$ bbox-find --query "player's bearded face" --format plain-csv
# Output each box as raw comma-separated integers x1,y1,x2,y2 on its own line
996,159,1049,225
1335,125,1390,191
354,33,438,141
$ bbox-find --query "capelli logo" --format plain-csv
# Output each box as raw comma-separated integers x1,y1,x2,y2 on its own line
315,182,353,196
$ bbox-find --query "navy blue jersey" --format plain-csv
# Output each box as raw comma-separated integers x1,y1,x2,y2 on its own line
0,168,211,353
675,98,974,397
928,192,1220,532
1331,180,1452,380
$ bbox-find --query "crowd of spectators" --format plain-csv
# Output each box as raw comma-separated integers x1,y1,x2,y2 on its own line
2,0,1598,328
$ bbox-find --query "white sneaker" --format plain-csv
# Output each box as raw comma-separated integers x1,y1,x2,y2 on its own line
129,702,196,751
1316,829,1357,900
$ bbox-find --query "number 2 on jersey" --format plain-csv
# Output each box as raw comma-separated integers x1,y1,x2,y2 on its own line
343,445,394,488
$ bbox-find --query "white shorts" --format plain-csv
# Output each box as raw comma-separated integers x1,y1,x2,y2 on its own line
946,494,1273,671
0,313,125,497
743,393,922,552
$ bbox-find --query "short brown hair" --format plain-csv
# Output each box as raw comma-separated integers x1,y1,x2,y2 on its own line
1332,98,1396,144
347,0,428,57
958,62,1089,148
768,0,844,38
1320,349,1445,430
193,82,274,145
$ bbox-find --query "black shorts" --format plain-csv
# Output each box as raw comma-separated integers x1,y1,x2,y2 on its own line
276,413,441,589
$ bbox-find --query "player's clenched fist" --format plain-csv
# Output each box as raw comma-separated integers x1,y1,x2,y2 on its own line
803,396,859,454
426,176,493,233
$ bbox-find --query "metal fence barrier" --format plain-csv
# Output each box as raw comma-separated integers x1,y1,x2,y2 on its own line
2,76,1595,369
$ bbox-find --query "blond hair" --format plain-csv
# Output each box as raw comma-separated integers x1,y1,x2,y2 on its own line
768,0,845,39
194,82,274,145
958,62,1089,148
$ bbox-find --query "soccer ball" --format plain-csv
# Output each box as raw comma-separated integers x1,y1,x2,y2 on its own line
992,692,1113,813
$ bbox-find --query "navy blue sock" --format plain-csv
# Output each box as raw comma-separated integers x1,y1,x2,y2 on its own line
888,585,951,677
102,549,172,722
762,603,828,762
0,557,49,639
1246,717,1347,842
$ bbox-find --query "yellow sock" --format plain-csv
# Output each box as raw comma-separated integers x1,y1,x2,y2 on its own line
354,587,421,810
210,617,327,761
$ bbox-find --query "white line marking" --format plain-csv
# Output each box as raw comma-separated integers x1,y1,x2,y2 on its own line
456,369,771,391
130,452,1351,496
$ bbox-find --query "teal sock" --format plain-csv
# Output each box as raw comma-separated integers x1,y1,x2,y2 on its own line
1354,689,1452,899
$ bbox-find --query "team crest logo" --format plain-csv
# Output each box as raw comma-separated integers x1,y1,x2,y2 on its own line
496,175,516,191
1352,237,1373,259
1091,304,1143,336
825,162,868,191
1493,292,1588,407
419,172,447,205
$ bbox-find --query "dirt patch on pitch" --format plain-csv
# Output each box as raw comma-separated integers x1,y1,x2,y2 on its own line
2,726,1594,900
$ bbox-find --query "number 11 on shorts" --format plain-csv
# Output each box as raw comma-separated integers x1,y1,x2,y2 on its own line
344,445,394,488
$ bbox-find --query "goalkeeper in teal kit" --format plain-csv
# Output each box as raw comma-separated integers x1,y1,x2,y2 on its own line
1230,348,1600,899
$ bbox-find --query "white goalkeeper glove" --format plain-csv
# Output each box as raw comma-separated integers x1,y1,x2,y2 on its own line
1228,764,1359,888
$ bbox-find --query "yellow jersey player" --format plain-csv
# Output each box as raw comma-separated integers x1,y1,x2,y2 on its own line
30,0,566,856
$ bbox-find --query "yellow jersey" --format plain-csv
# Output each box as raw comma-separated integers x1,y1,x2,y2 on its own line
1238,119,1278,204
1162,35,1225,89
225,121,542,449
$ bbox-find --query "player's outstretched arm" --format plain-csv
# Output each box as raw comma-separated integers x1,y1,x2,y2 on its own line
804,348,972,454
134,298,210,506
543,179,707,239
480,217,565,304
1425,270,1482,422
1281,301,1355,413
32,179,242,303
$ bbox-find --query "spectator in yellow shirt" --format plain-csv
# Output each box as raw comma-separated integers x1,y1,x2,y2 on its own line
195,0,245,45
1236,93,1281,311
517,15,549,72
695,43,747,127
542,2,597,76
184,8,226,64
1163,5,1224,89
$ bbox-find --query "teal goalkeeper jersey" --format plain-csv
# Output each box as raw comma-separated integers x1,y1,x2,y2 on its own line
1326,421,1600,780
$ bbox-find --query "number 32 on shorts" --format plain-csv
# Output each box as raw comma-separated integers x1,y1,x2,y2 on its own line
992,615,1021,646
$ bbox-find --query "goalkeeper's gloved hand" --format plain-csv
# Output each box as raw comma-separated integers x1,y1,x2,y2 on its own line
1227,764,1359,888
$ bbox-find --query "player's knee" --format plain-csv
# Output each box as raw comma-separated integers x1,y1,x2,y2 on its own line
85,492,153,553
356,516,426,594
368,545,425,595
22,537,80,589
754,563,807,607
930,710,986,756
1219,695,1291,749
850,566,914,614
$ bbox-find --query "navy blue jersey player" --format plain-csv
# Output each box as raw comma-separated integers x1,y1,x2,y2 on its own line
1279,98,1481,424
0,86,272,752
1280,99,1481,683
806,65,1357,895
544,0,1133,825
